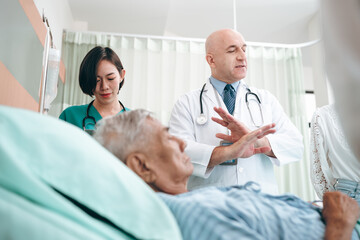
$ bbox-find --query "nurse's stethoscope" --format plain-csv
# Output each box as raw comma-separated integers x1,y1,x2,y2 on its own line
196,83,264,127
82,99,126,131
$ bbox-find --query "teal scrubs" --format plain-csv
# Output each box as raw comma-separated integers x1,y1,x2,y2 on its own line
59,103,129,130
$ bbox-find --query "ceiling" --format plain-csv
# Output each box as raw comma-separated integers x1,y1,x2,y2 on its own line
67,0,320,44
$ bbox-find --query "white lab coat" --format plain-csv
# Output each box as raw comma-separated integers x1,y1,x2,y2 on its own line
169,79,304,194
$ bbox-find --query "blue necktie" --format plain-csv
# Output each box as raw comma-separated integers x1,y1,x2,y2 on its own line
223,84,236,115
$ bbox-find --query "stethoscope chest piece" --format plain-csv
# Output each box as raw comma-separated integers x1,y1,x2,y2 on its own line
196,113,207,125
83,99,126,134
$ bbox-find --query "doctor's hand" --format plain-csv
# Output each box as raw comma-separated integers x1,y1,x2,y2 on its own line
227,123,276,159
212,107,276,158
211,107,250,143
208,123,276,168
212,107,250,143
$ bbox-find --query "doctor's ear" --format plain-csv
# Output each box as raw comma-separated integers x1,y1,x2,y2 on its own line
126,153,156,184
206,54,215,67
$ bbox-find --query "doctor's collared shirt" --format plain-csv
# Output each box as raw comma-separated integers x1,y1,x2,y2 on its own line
209,76,241,99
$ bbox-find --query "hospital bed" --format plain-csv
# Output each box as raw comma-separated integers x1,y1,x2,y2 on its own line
0,105,182,240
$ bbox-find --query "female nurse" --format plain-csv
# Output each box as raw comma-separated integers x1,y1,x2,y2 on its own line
59,46,130,135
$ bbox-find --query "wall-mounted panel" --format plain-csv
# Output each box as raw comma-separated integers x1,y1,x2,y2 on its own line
0,0,44,110
0,62,38,111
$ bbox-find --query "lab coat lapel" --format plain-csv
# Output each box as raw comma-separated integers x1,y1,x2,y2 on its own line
203,79,226,109
236,80,261,130
234,80,247,123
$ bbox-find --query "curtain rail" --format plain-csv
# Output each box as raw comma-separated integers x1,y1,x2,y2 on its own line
65,30,320,49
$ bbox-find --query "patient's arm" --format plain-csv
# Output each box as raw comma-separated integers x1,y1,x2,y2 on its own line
322,192,359,240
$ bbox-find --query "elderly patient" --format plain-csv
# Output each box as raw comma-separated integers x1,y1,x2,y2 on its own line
94,109,360,240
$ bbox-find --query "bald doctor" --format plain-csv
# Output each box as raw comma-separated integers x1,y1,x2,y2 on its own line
169,29,304,194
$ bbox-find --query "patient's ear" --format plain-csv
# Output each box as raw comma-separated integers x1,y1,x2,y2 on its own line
126,153,156,184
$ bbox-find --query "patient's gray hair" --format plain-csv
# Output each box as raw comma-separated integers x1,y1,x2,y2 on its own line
93,109,155,163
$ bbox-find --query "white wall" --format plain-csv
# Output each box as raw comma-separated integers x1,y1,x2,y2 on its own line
303,66,314,90
308,12,329,107
33,0,75,51
326,78,335,104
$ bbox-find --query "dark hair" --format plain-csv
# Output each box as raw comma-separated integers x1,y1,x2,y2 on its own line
79,46,125,97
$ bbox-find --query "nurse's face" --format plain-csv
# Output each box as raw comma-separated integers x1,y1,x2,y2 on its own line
93,60,125,105
145,119,193,194
207,29,247,83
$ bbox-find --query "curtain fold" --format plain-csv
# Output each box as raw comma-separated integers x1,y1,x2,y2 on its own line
60,31,314,200
247,46,314,200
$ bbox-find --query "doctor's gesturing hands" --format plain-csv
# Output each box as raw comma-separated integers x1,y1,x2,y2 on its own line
208,107,276,168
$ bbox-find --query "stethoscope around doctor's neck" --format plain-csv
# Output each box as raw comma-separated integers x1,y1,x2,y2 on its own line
197,83,264,127
82,99,126,131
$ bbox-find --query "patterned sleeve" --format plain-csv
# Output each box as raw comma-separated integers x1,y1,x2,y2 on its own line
310,111,330,199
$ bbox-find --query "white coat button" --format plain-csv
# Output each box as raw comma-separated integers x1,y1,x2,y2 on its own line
238,167,244,173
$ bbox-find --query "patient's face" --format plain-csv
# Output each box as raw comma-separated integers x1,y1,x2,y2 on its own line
146,119,193,193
